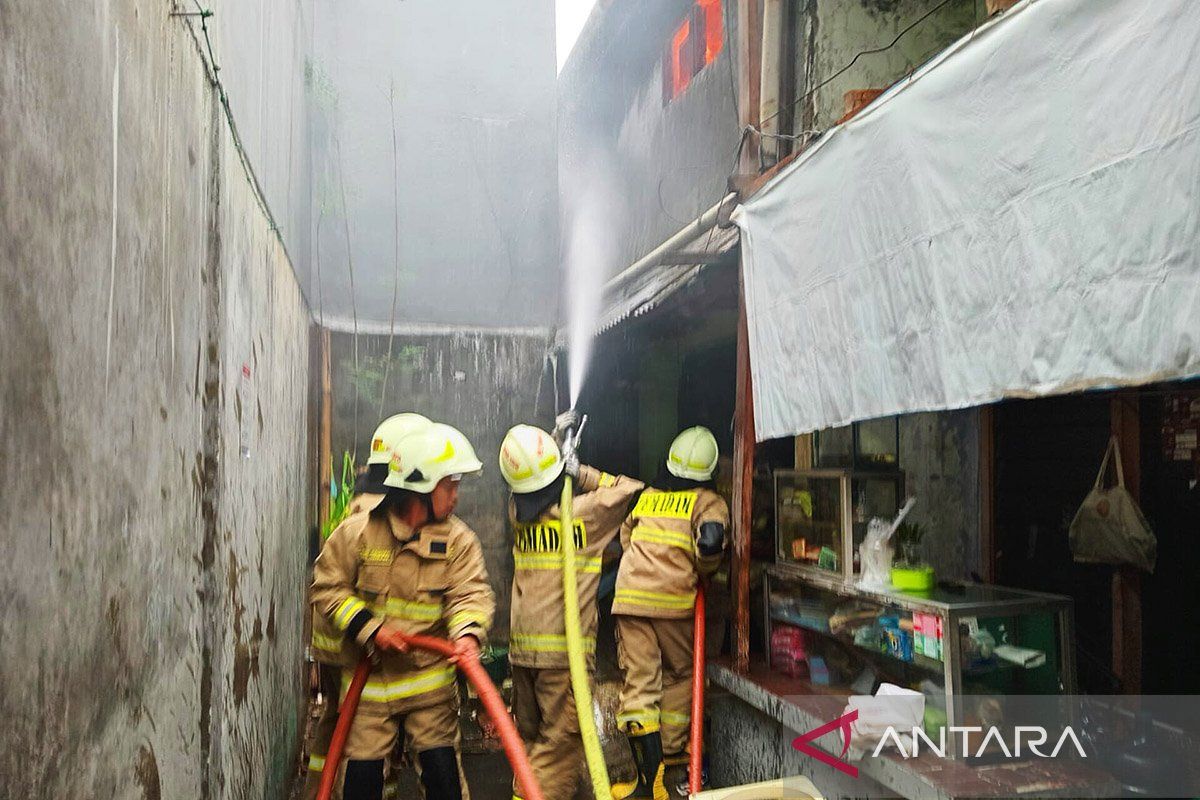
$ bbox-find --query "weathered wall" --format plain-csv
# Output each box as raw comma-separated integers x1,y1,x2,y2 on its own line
0,1,311,797
210,0,316,300
328,330,555,639
899,409,982,580
559,0,742,277
708,690,890,798
795,0,984,130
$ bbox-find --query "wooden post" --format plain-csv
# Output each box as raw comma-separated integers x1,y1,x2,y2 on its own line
794,433,813,470
731,264,755,674
736,0,762,175
1110,392,1142,694
979,405,996,583
318,328,333,530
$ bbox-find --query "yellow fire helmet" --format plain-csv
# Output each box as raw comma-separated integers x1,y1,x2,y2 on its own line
384,423,483,493
367,412,432,466
498,424,563,494
667,425,719,481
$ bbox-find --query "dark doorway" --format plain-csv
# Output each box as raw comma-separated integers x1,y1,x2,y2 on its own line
993,392,1118,693
1139,385,1200,694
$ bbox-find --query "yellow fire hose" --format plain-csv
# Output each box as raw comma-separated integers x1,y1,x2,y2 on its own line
560,421,613,799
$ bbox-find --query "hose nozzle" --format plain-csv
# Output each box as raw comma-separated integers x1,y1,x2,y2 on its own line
561,413,588,461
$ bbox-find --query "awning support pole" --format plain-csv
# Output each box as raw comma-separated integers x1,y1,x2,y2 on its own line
731,262,755,675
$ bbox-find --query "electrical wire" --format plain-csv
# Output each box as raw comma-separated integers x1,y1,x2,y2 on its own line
334,131,361,457
724,0,957,187
758,0,956,131
314,210,326,327
379,78,402,420
180,1,292,264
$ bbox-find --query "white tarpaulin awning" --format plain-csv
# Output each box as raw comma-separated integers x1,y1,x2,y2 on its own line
734,0,1200,441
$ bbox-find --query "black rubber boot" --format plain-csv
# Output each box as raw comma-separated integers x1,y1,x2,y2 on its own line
619,731,665,799
418,746,463,800
342,759,385,800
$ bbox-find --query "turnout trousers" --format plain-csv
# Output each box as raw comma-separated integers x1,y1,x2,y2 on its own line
510,665,584,799
615,616,694,759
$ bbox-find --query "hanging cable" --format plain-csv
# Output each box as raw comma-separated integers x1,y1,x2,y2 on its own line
176,2,294,266
334,131,361,456
379,78,402,420
759,0,956,132
725,0,958,188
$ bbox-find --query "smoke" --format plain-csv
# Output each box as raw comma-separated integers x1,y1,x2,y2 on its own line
562,158,620,407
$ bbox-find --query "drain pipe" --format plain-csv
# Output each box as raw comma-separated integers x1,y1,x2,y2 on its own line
602,193,739,294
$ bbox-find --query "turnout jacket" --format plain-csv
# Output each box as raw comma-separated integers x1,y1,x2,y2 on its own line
612,486,730,619
312,506,494,707
309,492,385,667
508,465,643,669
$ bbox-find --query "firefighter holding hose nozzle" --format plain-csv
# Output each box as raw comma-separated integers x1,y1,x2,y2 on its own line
499,412,644,800
611,426,729,799
312,423,495,800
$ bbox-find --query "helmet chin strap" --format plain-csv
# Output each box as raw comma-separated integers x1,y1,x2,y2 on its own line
420,493,438,524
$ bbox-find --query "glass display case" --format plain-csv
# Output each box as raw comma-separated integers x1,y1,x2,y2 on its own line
815,417,899,470
774,468,904,580
764,564,1077,757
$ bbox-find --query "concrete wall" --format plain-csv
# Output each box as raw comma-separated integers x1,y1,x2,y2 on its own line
708,690,891,798
559,0,742,277
0,1,311,797
328,330,556,640
899,410,982,580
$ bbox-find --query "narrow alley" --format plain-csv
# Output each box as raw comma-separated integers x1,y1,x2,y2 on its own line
3,1,1200,799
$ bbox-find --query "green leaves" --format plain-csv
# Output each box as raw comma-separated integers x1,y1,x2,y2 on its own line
321,451,357,540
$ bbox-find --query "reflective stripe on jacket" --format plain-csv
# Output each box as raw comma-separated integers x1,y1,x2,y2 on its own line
311,507,495,709
612,486,730,619
309,492,386,667
507,465,643,669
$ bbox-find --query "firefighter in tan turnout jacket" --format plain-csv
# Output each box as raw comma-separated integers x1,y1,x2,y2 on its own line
312,423,495,800
499,417,643,800
304,413,431,800
612,427,729,800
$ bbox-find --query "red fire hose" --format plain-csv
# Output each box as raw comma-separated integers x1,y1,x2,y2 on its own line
316,657,372,800
316,634,545,800
689,582,706,796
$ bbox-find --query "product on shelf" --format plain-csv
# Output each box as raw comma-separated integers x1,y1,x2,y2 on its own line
770,623,809,678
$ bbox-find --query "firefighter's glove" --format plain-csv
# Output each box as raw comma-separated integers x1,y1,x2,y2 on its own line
372,625,411,654
552,409,579,444
450,634,480,665
563,450,580,481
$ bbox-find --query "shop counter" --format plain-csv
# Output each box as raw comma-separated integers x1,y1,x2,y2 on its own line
764,564,1077,758
706,657,1116,799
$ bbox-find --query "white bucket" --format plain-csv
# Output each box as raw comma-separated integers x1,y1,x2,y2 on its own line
690,777,824,800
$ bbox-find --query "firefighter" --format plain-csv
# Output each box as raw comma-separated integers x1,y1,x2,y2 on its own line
313,423,495,800
611,426,729,800
499,416,644,800
303,413,432,800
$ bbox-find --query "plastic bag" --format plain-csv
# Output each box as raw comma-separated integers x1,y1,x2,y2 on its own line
858,518,895,589
1068,436,1156,573
858,498,915,589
